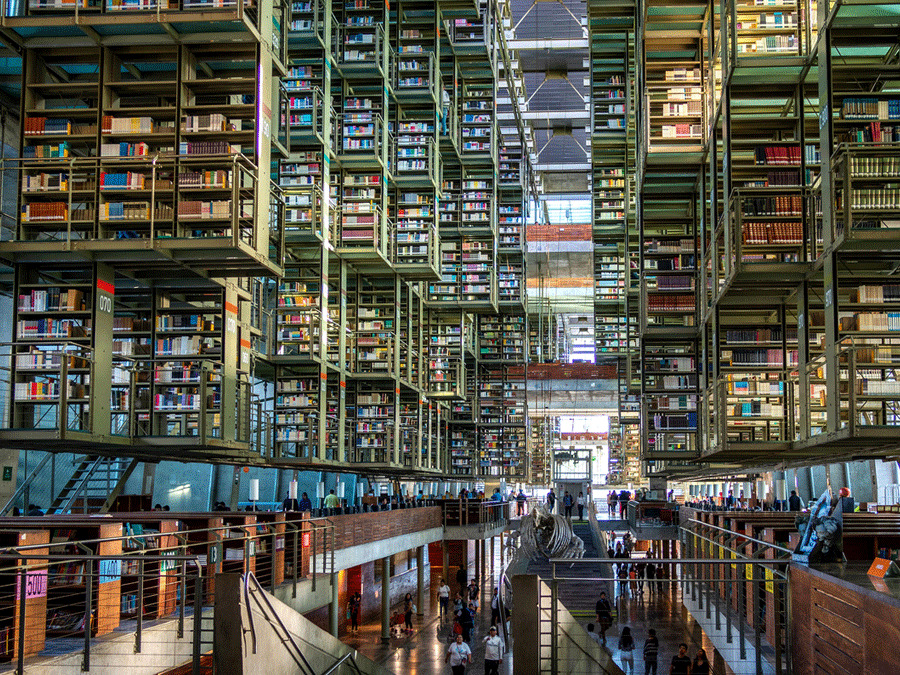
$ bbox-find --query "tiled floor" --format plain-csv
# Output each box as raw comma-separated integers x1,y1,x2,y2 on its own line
348,557,513,675
346,521,743,675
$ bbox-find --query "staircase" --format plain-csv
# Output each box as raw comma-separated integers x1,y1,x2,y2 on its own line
526,517,609,623
48,455,139,514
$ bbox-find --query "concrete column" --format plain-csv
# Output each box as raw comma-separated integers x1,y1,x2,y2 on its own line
490,536,495,579
416,546,425,616
381,557,390,642
474,539,480,582
480,539,486,584
329,573,339,637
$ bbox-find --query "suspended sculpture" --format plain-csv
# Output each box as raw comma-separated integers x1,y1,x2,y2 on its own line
507,504,585,561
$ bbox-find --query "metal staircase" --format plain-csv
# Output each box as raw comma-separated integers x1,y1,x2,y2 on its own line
48,455,140,514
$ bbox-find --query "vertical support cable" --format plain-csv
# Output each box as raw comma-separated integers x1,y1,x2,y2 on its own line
82,563,93,672
192,573,203,675
135,558,144,653
754,562,763,675
179,560,187,639
16,565,26,675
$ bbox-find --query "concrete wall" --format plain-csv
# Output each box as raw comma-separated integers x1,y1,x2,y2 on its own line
511,574,624,675
215,573,392,675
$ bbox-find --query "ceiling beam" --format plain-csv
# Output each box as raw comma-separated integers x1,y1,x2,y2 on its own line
507,38,588,50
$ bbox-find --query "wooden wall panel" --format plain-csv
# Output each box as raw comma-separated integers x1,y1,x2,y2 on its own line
791,565,900,675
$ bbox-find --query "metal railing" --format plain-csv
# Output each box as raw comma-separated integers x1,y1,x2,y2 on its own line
440,498,509,528
804,339,900,438
244,571,364,675
0,546,205,675
0,510,342,669
3,341,95,436
546,552,792,675
681,518,792,675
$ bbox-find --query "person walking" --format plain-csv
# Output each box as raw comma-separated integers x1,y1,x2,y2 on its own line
516,489,527,516
438,579,451,619
446,634,471,675
618,489,630,519
577,492,585,520
490,587,502,627
617,626,635,674
456,565,467,595
643,628,659,675
692,648,710,675
457,601,475,642
482,625,504,675
670,643,691,675
645,553,657,596
563,491,574,519
788,490,802,511
547,488,557,513
595,591,613,643
348,592,360,632
608,490,618,517
617,560,630,596
635,560,646,597
324,488,340,515
403,592,414,632
467,578,479,604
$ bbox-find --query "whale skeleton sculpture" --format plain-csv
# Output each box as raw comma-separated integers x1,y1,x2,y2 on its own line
507,504,585,562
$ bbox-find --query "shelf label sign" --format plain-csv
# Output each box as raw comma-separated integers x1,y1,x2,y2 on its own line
16,570,48,600
824,288,833,308
241,337,251,368
225,302,239,335
275,536,285,551
97,279,114,314
209,543,222,566
765,567,774,593
2,466,11,481
819,104,828,130
99,559,122,584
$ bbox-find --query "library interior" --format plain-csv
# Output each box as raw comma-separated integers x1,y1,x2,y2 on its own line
0,0,896,672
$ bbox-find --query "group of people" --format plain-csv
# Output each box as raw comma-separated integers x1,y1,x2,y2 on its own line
607,489,632,518
605,536,666,599
542,489,588,519
588,615,710,675
437,571,507,673
687,487,854,514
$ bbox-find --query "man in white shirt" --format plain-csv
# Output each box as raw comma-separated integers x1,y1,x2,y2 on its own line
438,579,451,619
445,634,472,674
482,626,505,675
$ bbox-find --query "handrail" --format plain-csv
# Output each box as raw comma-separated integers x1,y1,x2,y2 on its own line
243,571,316,675
52,456,106,515
0,453,52,515
685,517,793,554
0,519,288,555
321,651,365,675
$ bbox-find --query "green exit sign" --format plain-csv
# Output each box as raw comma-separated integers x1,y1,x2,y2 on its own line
2,466,13,481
